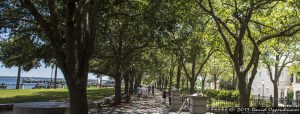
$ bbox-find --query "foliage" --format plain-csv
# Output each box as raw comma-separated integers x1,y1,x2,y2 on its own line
289,62,300,79
287,89,294,101
0,35,44,71
203,89,240,101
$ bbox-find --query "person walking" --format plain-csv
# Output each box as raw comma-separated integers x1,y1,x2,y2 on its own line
147,85,151,94
162,90,167,103
137,85,143,100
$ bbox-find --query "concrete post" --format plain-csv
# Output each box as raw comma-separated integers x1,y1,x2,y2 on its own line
189,94,208,114
20,84,24,89
171,89,180,111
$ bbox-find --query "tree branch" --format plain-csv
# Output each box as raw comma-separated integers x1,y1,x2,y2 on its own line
196,48,215,77
19,0,52,37
181,59,191,81
257,23,300,45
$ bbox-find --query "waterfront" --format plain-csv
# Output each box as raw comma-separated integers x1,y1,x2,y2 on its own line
0,76,99,89
0,76,65,89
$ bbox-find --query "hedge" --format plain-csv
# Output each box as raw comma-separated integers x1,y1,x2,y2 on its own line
203,89,240,101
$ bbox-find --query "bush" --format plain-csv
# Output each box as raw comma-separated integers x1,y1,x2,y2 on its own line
203,89,239,101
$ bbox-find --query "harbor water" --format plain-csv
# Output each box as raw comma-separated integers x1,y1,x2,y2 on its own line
0,76,64,89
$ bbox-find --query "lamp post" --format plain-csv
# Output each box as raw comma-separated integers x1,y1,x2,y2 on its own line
262,80,265,99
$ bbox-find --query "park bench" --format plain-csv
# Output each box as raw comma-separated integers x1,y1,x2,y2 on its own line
121,93,131,103
0,84,7,89
0,104,13,111
94,94,130,109
95,96,114,108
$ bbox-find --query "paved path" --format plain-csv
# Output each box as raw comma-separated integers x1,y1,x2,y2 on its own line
1,90,186,114
90,90,170,114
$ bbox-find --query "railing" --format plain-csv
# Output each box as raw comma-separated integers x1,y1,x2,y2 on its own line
172,94,300,114
206,97,300,114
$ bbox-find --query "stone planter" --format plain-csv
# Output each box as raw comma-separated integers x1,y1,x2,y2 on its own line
189,94,208,114
170,89,181,111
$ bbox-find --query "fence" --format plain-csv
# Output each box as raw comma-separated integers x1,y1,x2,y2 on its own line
178,96,300,114
206,97,300,114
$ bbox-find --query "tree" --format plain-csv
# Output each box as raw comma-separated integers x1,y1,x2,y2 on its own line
199,65,208,92
178,22,217,94
0,35,41,89
198,0,300,106
261,37,300,107
1,1,102,113
207,55,227,89
181,38,215,94
90,0,175,104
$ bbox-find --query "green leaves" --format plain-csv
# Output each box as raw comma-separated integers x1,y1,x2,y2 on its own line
0,35,41,71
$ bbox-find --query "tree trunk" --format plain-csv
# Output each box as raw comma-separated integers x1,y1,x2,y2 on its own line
114,77,122,105
238,74,250,107
100,75,102,88
201,78,205,92
16,65,21,89
124,75,129,94
214,79,217,89
134,76,139,90
273,82,279,107
50,66,54,83
169,72,173,95
129,74,134,94
181,76,185,90
189,80,196,94
232,66,236,89
164,76,168,89
159,76,163,89
176,59,182,89
96,76,99,88
186,78,189,90
60,61,90,114
68,80,88,114
54,66,58,89
234,76,238,90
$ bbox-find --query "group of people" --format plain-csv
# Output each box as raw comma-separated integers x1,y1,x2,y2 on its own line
135,85,169,104
136,85,155,100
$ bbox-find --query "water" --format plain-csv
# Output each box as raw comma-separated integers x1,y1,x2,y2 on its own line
0,76,64,89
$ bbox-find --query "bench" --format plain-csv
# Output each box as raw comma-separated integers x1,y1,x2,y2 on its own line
0,104,13,111
95,97,114,108
0,85,7,90
94,94,130,109
121,93,131,103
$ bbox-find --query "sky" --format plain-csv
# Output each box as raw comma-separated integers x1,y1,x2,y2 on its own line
0,33,109,80
0,63,100,80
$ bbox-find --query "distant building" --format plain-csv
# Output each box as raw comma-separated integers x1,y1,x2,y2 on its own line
251,66,300,100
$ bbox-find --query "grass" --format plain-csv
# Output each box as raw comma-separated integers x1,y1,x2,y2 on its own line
0,88,114,104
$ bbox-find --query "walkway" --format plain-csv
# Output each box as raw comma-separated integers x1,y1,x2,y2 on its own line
90,90,170,114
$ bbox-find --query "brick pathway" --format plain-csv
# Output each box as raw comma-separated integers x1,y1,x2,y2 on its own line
90,90,170,114
0,90,188,114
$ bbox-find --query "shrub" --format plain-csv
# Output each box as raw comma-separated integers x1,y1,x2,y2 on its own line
203,89,239,101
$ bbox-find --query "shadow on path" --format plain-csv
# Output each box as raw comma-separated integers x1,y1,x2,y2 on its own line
91,89,169,114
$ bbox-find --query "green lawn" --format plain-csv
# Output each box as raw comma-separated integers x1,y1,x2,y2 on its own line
0,88,114,104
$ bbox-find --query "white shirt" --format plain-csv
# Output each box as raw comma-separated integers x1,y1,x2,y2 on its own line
137,87,142,93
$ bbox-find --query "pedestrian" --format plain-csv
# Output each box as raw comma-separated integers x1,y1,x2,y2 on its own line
137,85,143,100
147,85,151,94
152,85,155,96
162,90,167,103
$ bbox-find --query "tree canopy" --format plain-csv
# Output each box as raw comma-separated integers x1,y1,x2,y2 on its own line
1,0,300,113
